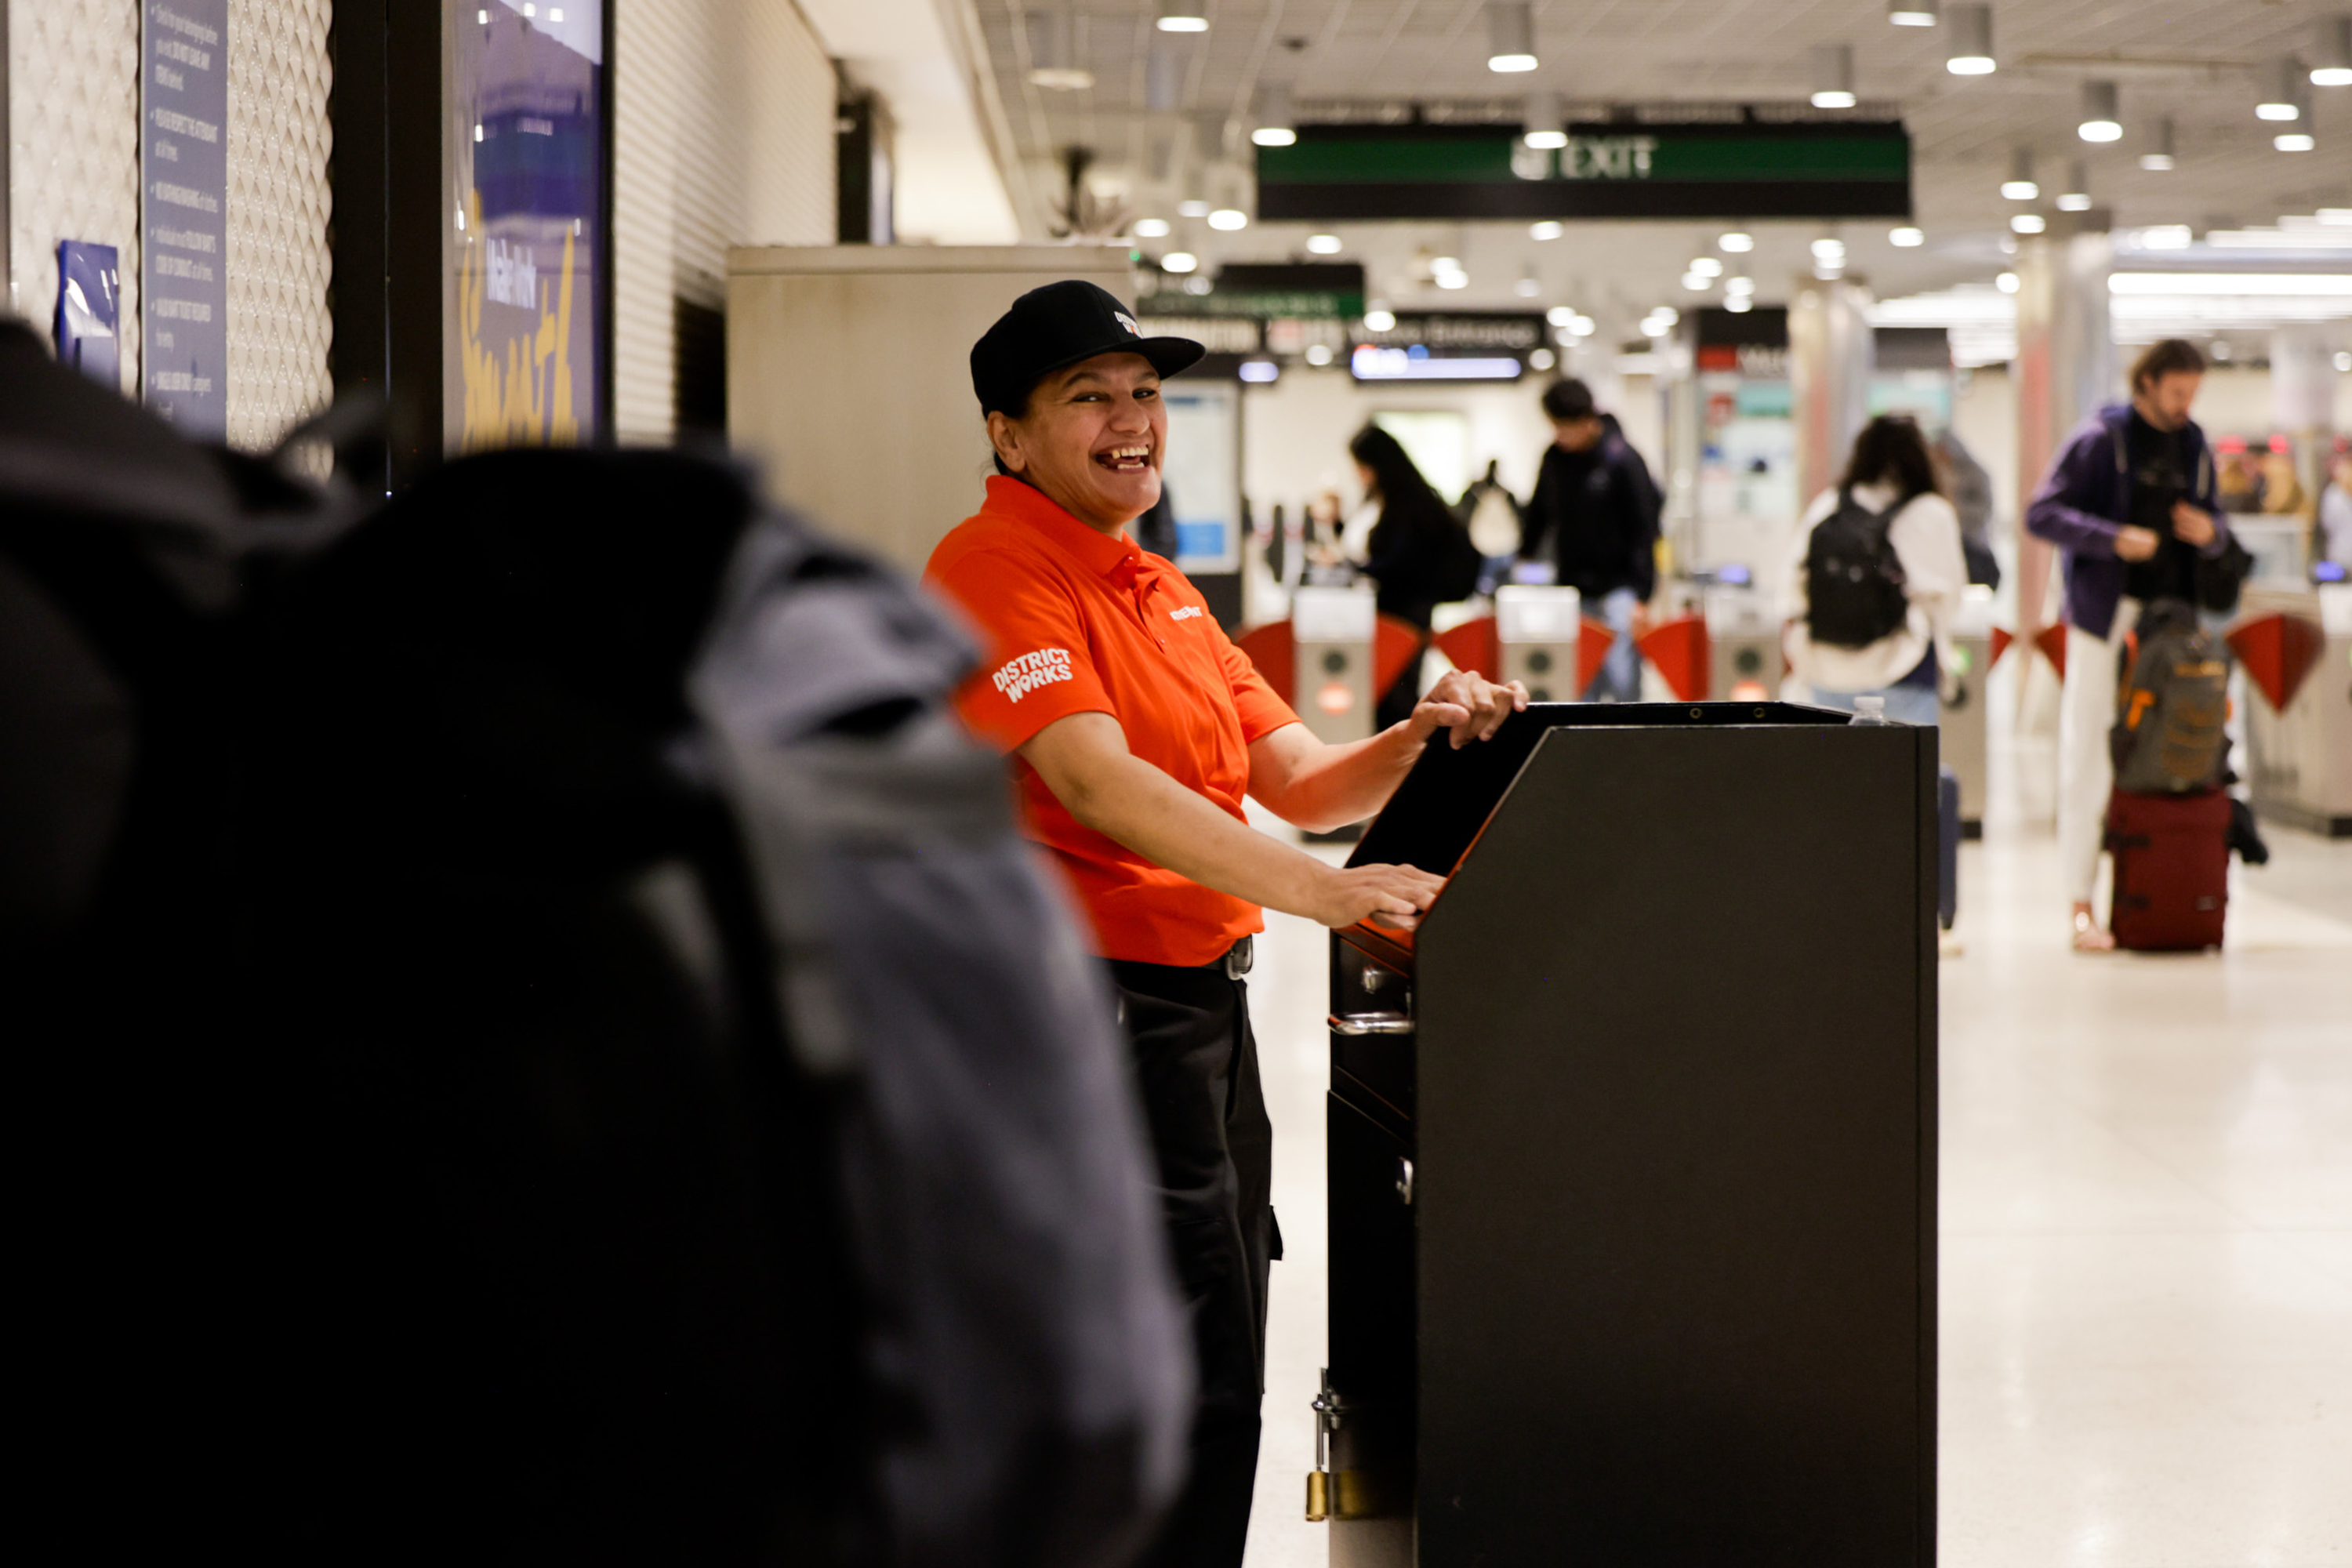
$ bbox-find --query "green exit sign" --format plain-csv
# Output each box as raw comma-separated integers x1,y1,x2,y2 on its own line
1257,118,1911,222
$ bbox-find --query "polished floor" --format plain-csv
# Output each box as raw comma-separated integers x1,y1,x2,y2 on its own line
1237,792,2352,1566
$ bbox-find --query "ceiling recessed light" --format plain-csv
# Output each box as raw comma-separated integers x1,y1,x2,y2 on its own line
2011,212,2046,234
1810,43,1857,110
1178,198,1210,218
1889,0,1937,24
2057,193,2092,212
2257,55,2305,118
1690,256,1723,277
1363,308,1397,332
1530,220,1566,241
2275,132,2317,151
1486,2,1538,71
1546,306,1575,325
1134,217,1171,238
1156,0,1207,33
1995,270,2020,293
2313,16,2352,84
2078,81,2122,142
1719,230,1755,252
1889,226,1925,246
1163,251,1199,274
1207,208,1248,231
1305,233,1342,255
1945,2,1995,74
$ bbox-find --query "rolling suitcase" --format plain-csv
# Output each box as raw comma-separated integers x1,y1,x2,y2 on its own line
2105,789,2230,951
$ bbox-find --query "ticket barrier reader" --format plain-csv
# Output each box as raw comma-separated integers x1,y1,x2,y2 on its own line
2232,586,2352,837
1492,586,1588,702
1236,590,1428,746
1703,585,1781,703
1316,702,1938,1567
1293,586,1379,745
1433,590,1613,702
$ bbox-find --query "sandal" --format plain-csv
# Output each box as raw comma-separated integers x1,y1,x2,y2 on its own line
2071,906,2116,953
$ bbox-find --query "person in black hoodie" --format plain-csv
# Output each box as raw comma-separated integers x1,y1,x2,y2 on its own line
1349,423,1457,727
1519,379,1661,701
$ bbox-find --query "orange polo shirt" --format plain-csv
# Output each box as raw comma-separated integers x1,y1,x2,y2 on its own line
926,476,1301,967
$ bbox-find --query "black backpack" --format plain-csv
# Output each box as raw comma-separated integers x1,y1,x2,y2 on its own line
1430,504,1486,602
3,325,1185,1566
2111,597,2231,795
1805,488,1913,648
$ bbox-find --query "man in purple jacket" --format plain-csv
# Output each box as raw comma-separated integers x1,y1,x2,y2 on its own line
2025,338,2233,951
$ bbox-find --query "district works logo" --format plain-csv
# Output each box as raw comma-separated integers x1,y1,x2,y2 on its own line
993,648,1076,703
1114,311,1141,336
1170,605,1204,621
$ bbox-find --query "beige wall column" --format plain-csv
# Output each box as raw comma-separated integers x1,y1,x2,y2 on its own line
1788,277,1874,513
2010,229,2114,641
726,245,1131,570
2270,325,2336,518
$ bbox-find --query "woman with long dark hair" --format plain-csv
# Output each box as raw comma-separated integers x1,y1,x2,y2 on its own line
1783,413,1966,725
1348,423,1459,725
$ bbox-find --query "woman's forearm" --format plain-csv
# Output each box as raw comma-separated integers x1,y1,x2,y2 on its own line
1256,724,1425,832
1040,728,1336,918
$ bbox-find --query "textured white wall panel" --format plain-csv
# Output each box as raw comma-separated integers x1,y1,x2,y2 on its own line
612,0,834,444
8,0,330,448
9,0,143,393
223,0,334,450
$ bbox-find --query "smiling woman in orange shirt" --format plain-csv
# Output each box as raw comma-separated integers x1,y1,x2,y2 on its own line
925,281,1524,1568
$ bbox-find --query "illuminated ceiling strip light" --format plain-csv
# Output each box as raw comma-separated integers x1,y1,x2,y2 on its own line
2108,272,2352,295
1352,348,1524,380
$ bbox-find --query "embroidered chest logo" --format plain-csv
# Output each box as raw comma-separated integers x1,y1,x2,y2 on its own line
1170,605,1204,622
993,648,1076,703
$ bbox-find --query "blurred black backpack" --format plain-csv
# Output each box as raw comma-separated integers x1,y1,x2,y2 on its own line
1805,488,1912,649
2,321,1185,1566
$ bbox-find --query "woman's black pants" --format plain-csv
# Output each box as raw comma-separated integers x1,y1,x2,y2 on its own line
1109,944,1276,1568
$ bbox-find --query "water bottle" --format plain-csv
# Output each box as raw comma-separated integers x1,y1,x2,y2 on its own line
1849,695,1892,726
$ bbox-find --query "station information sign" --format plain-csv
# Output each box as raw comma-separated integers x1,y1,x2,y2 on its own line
1258,115,1910,222
1348,311,1546,382
142,0,230,437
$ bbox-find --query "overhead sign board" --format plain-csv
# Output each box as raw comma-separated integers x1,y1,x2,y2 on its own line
1258,118,1910,222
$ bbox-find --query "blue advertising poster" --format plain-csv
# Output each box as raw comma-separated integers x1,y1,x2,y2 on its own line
448,1,605,449
141,0,230,437
56,241,123,388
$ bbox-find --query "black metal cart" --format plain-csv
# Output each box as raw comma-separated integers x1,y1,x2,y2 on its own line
1317,702,1938,1567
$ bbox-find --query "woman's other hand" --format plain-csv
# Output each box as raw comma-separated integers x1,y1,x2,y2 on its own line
1309,861,1449,930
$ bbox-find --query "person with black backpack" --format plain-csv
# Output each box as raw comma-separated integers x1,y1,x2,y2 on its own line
1784,414,1968,725
1348,422,1483,727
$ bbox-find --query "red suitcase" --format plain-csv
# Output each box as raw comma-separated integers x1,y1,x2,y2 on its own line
2105,789,2231,951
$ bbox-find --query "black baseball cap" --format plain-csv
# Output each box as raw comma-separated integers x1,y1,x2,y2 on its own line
971,280,1205,416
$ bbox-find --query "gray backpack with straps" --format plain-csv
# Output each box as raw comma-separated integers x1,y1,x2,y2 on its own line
691,507,1193,1568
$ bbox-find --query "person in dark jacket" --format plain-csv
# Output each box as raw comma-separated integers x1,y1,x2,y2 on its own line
1349,423,1458,727
2025,336,2233,953
1519,379,1661,701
